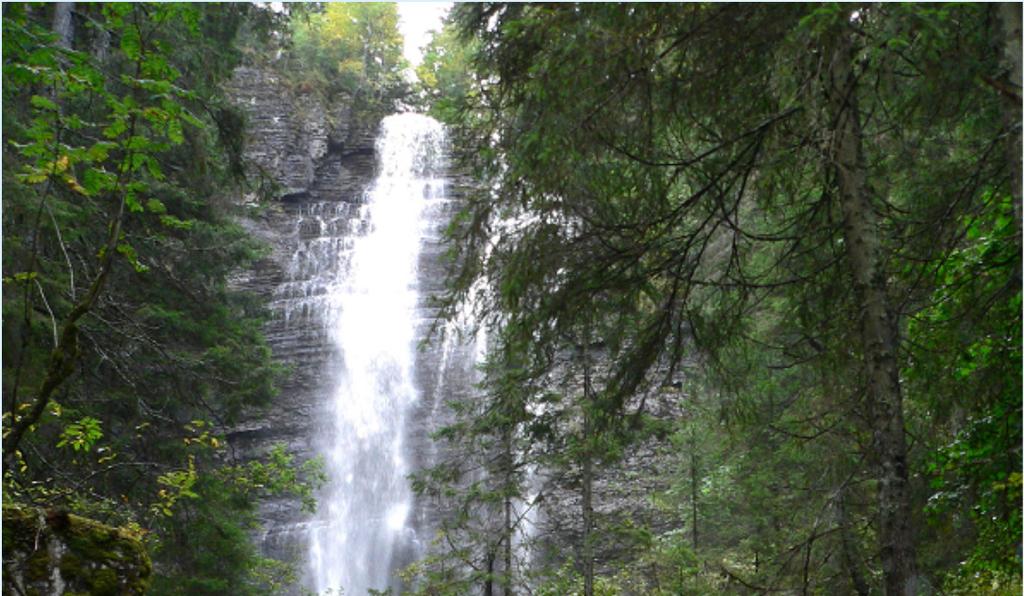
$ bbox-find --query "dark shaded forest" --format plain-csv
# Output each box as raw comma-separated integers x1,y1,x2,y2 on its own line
3,3,1021,595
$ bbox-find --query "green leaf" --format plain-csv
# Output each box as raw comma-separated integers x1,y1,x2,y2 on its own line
103,119,128,139
29,94,58,111
145,157,164,180
125,192,144,213
117,242,149,273
82,167,114,195
146,198,167,214
86,141,118,162
56,417,104,452
159,215,194,230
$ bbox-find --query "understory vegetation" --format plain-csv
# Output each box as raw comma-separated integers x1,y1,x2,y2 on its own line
2,3,403,593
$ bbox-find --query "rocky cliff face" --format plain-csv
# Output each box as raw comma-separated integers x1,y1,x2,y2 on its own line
223,62,680,589
226,66,378,203
224,65,383,568
223,65,474,583
536,380,685,575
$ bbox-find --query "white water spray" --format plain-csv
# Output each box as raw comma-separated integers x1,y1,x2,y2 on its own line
308,113,447,595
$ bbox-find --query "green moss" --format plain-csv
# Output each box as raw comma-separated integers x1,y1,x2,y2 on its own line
2,505,51,585
3,503,152,595
57,552,84,581
2,504,37,550
25,550,52,583
90,567,120,595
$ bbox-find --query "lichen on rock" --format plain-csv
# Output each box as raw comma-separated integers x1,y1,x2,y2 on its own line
2,504,151,595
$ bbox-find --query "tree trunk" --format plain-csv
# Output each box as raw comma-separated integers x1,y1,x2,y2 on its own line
825,21,919,596
689,430,699,551
837,486,870,596
3,105,137,467
503,429,514,596
996,3,1022,237
484,549,495,596
91,14,111,63
51,3,74,49
581,428,594,596
581,334,595,596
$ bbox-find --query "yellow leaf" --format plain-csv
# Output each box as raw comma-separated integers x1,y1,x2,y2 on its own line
64,175,87,195
20,169,49,184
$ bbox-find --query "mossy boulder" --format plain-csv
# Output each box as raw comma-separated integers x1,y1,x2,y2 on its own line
2,504,151,595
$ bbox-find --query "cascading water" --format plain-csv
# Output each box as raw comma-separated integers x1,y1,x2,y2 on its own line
307,113,447,595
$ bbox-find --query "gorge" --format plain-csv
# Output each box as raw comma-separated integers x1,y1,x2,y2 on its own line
2,5,1019,596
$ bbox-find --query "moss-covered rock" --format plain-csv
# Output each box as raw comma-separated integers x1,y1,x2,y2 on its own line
3,504,151,595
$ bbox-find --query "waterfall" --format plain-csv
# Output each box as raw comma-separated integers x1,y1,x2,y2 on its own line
307,113,447,595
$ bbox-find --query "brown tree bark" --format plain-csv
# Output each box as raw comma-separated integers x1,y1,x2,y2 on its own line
825,19,919,596
996,3,1022,238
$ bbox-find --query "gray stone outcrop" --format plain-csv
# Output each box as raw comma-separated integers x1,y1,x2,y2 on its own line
2,505,151,596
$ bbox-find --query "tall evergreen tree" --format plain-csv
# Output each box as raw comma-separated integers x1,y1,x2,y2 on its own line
422,3,1020,593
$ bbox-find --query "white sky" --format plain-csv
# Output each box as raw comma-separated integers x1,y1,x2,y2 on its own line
397,2,452,67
